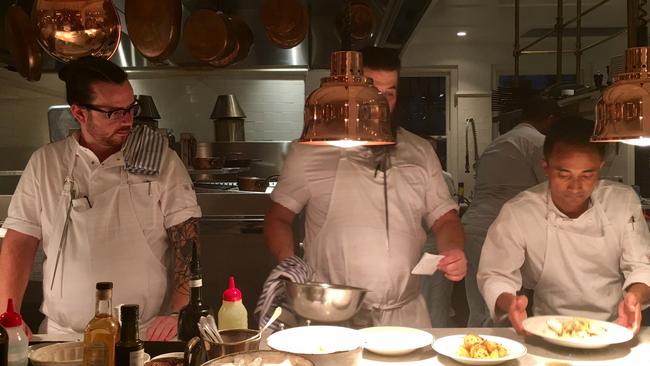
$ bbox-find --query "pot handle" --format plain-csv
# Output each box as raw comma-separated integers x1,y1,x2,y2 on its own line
184,336,203,366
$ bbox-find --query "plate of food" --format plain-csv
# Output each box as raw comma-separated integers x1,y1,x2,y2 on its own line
433,334,526,365
359,326,434,356
522,315,634,349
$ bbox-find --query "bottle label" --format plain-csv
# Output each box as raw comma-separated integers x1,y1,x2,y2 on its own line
189,279,203,288
130,349,145,366
84,342,108,366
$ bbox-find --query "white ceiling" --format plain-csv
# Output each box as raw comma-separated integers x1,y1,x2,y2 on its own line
412,0,628,48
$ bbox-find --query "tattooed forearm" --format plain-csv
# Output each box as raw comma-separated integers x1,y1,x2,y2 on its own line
167,217,201,297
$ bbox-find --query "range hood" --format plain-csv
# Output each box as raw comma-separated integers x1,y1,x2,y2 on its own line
0,0,431,74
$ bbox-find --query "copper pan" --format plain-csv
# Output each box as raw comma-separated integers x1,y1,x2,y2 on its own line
5,3,42,81
125,0,181,62
183,8,236,63
336,1,376,44
230,15,254,63
32,0,122,62
261,0,308,49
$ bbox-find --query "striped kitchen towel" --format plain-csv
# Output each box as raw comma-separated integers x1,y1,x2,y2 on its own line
255,256,313,330
122,125,165,176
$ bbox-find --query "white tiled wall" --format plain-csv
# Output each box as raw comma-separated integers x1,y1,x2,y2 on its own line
130,75,306,142
0,68,307,156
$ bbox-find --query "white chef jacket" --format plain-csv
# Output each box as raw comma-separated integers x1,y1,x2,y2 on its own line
272,128,457,327
462,123,545,240
3,134,201,327
477,180,650,319
272,127,458,250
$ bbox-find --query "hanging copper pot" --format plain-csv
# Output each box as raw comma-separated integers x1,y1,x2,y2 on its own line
32,0,122,62
5,3,42,81
336,1,376,44
230,14,253,63
183,8,236,63
125,0,182,63
261,0,308,49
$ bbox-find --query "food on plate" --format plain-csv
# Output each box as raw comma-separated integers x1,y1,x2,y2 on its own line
146,357,184,366
457,334,508,359
546,318,607,338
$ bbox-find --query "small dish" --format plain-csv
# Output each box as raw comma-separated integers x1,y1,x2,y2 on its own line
359,326,433,356
433,334,527,365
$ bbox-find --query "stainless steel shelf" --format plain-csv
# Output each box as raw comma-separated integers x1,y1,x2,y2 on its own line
186,167,249,175
0,170,24,176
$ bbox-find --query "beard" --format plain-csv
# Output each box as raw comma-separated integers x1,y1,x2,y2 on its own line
85,116,131,149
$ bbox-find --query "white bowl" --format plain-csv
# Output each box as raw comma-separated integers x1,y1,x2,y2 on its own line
267,326,363,366
522,315,634,349
433,334,527,365
360,326,434,356
28,341,83,366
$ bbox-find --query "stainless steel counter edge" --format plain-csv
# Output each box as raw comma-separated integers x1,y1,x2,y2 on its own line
0,193,273,223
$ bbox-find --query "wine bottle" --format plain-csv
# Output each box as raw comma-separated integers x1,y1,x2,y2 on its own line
115,304,145,366
178,241,213,341
1,323,8,366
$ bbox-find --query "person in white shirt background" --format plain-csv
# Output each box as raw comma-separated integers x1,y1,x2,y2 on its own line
0,57,201,340
264,47,467,327
478,116,650,335
462,96,559,327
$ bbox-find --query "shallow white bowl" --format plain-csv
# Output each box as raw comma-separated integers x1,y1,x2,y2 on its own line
359,326,434,356
522,315,634,349
433,334,527,365
28,341,83,366
267,326,363,366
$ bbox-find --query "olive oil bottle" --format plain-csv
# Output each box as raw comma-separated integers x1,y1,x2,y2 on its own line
83,282,120,366
115,304,144,366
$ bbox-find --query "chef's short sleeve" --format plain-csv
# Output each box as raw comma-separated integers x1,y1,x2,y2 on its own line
3,152,43,240
620,188,650,290
423,144,459,227
270,142,310,214
158,148,202,228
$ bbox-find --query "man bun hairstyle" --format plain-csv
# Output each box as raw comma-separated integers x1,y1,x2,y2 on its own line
360,47,401,72
543,115,608,159
58,56,127,106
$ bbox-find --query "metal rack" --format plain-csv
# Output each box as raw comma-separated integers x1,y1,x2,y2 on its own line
513,0,628,86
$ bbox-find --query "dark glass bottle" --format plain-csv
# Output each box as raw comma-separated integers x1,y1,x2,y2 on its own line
178,241,213,341
0,324,8,366
115,304,145,366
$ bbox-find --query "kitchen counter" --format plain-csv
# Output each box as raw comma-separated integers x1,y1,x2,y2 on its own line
29,327,650,365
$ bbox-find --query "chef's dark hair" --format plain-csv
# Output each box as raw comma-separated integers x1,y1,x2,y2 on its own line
361,47,401,72
58,56,128,106
543,116,607,159
521,95,560,121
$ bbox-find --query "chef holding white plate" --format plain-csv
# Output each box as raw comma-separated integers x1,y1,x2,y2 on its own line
478,116,650,335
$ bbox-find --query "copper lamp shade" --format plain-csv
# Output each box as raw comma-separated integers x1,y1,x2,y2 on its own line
300,51,395,148
32,0,122,63
592,47,650,146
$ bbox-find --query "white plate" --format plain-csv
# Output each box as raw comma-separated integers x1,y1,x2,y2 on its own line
267,325,363,354
359,326,433,356
433,334,527,365
522,315,634,349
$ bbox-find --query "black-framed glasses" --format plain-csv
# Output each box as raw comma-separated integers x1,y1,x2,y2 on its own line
79,101,141,120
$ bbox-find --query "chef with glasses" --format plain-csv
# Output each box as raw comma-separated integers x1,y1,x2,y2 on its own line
0,56,202,340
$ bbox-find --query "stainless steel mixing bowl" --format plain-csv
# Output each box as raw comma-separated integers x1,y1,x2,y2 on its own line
284,281,368,323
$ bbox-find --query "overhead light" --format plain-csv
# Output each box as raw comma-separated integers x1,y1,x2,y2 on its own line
299,51,395,147
457,31,467,37
591,47,650,146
